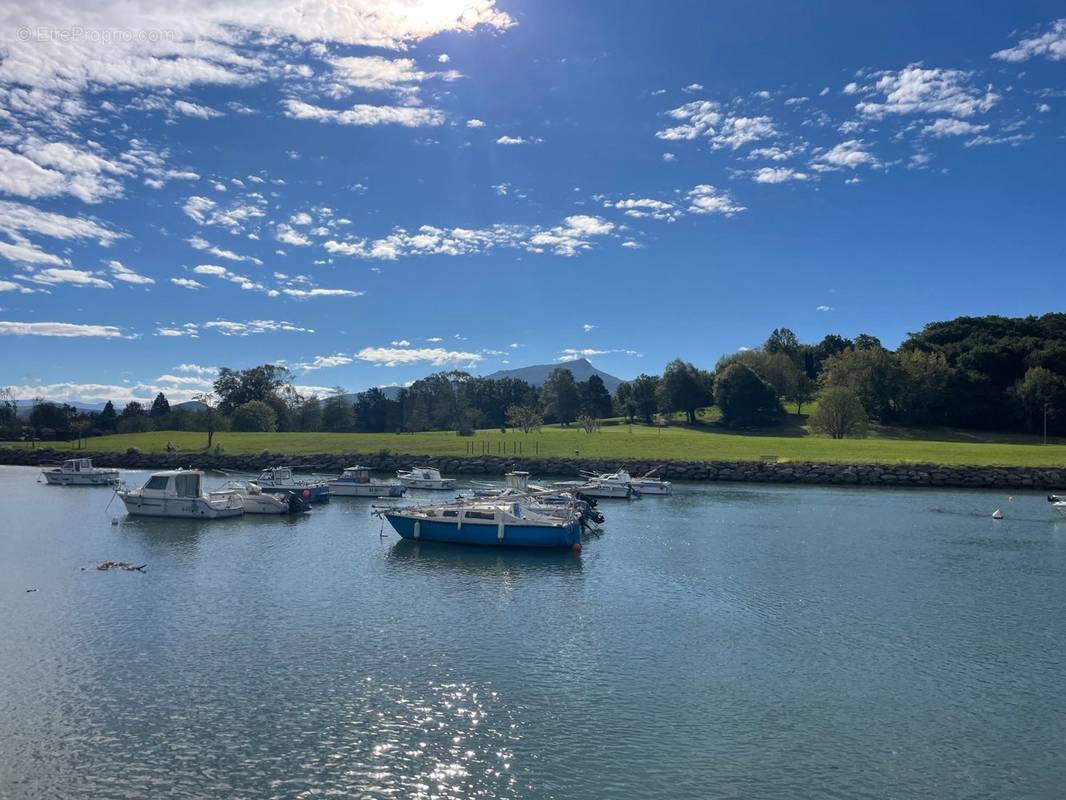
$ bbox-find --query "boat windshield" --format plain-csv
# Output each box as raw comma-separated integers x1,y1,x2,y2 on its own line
144,475,169,491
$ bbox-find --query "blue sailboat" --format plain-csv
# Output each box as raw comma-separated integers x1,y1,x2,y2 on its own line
381,500,582,549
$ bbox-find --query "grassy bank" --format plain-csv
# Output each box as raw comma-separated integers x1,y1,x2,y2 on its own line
8,419,1066,467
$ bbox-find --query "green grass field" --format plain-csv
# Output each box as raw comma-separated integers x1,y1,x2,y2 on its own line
8,417,1066,467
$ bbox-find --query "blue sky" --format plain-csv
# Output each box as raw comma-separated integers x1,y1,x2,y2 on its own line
1,0,1064,403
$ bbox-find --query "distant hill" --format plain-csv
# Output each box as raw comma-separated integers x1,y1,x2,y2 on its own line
484,358,624,393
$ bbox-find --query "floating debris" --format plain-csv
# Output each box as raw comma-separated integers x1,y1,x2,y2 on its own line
83,561,147,572
25,588,38,593
992,509,1004,520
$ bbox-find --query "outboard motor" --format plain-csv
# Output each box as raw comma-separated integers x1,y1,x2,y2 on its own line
286,492,312,514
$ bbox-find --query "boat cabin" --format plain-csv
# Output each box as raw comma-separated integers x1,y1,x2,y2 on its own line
340,466,372,483
505,471,531,491
59,458,96,472
139,470,205,498
258,467,294,483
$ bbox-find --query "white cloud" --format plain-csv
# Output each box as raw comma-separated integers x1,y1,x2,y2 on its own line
495,135,541,145
0,279,35,293
21,267,113,288
174,100,223,119
187,235,263,265
686,184,745,215
282,99,444,127
992,19,1066,62
811,139,881,171
438,54,451,64
329,55,459,97
854,65,1000,118
558,347,641,360
290,212,314,226
466,118,485,128
583,323,597,332
921,118,989,138
682,83,704,93
356,346,482,367
662,152,676,162
0,142,129,204
280,287,363,298
751,166,808,183
0,320,124,337
816,305,833,312
656,100,777,150
275,224,311,246
202,319,313,336
603,197,678,221
0,200,121,245
175,363,217,376
106,259,154,285
170,277,205,289
297,354,355,371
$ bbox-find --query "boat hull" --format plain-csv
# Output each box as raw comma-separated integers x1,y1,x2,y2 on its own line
259,484,330,503
118,494,243,519
385,514,580,548
630,482,672,495
397,478,456,490
328,481,405,498
43,471,120,486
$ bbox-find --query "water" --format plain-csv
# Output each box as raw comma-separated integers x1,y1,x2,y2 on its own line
1,465,1064,799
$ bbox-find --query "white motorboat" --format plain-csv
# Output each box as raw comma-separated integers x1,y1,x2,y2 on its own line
549,479,634,499
396,466,457,490
117,470,243,519
41,458,120,486
216,480,310,514
328,466,405,498
253,466,330,502
1049,495,1066,519
597,468,673,495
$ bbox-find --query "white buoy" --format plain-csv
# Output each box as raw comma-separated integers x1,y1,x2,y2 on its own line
992,509,1004,520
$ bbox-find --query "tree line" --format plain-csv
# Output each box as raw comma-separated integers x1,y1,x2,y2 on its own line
4,313,1064,442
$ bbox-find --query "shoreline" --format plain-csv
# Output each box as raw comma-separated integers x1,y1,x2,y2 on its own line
4,447,1064,490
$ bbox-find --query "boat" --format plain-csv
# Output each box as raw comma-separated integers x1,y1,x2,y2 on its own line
215,480,311,514
253,466,330,503
467,472,606,530
1049,495,1066,519
328,466,406,498
595,468,673,496
41,458,120,486
379,497,582,548
549,478,634,499
117,470,244,519
396,466,457,490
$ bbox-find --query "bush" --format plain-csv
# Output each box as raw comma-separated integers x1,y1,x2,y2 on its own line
126,447,140,455
231,400,278,433
715,363,783,427
809,387,868,439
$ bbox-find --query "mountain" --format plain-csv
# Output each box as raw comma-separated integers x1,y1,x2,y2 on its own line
484,358,624,393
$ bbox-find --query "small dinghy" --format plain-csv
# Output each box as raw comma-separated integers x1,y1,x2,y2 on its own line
118,470,243,519
216,480,311,514
328,466,405,498
396,466,456,490
253,466,330,503
1049,495,1066,519
41,458,120,486
549,478,634,499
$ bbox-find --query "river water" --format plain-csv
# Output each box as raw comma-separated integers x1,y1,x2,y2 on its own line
1,465,1064,799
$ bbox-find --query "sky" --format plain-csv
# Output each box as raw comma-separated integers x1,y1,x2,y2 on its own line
0,0,1064,404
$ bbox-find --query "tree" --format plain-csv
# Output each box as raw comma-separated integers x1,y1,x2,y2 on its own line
321,393,355,432
30,401,72,436
1011,366,1065,433
714,363,782,427
150,392,171,418
213,364,294,415
232,400,278,432
786,371,817,416
295,395,323,432
194,393,221,448
896,350,952,425
853,333,883,351
121,401,146,419
764,327,800,357
0,387,17,437
577,414,600,434
614,383,636,423
657,359,712,424
506,404,543,434
809,387,868,439
631,374,660,424
354,388,396,433
541,368,580,425
819,347,902,423
579,375,614,419
98,400,117,432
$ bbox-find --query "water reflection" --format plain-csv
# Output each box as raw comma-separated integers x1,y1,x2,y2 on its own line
386,539,584,577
